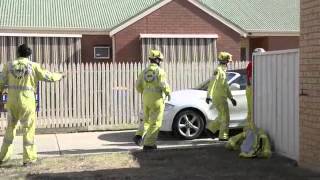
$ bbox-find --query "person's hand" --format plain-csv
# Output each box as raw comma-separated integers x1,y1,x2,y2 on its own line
230,98,237,106
59,72,66,78
206,98,212,104
247,77,252,86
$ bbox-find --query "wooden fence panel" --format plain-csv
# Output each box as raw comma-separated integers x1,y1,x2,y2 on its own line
101,63,106,125
110,63,114,125
94,64,99,125
89,63,94,126
105,63,110,125
85,63,90,126
0,61,247,131
129,63,134,124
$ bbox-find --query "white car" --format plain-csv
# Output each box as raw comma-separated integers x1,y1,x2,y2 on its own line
160,69,248,140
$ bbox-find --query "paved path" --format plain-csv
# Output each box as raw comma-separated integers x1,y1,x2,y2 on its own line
0,130,222,159
2,130,320,179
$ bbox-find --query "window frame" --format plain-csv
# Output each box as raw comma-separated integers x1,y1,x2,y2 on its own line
94,46,111,59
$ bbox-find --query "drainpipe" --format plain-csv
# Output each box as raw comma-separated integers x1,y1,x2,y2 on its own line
112,35,116,63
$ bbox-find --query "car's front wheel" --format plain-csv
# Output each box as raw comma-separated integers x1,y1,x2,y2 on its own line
173,109,205,140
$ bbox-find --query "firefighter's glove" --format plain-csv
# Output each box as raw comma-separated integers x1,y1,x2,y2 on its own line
230,98,237,106
206,98,212,104
59,72,66,78
247,77,252,86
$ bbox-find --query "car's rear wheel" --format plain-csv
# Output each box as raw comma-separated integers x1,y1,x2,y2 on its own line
173,109,205,140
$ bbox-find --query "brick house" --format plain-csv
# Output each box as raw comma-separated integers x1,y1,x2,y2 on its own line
0,0,299,63
300,0,320,172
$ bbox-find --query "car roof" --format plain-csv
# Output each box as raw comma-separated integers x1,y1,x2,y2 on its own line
227,69,246,75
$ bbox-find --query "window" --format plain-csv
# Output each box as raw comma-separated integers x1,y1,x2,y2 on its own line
94,46,111,59
196,79,211,91
227,73,236,82
231,73,247,90
195,72,237,91
241,47,247,61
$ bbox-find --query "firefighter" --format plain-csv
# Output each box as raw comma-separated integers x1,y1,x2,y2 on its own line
133,49,171,150
205,52,237,141
0,44,64,166
245,48,266,131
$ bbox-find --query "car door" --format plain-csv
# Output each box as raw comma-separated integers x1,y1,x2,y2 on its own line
197,72,247,126
228,72,247,127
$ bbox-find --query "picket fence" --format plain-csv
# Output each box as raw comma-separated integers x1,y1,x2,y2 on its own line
0,61,247,131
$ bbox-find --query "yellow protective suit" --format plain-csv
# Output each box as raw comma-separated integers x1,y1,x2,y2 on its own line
136,63,171,146
245,85,255,130
0,57,63,164
207,64,233,140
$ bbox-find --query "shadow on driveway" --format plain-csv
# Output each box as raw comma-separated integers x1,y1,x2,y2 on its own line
97,131,180,142
26,146,320,180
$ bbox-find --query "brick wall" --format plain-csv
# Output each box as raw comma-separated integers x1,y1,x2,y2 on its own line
267,37,299,51
81,35,112,63
300,0,320,171
249,37,299,55
249,37,269,55
114,0,241,62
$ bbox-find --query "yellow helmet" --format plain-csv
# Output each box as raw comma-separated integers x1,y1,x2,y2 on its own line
149,49,164,61
218,52,232,62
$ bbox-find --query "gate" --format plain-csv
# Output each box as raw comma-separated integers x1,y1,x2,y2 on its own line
254,49,299,160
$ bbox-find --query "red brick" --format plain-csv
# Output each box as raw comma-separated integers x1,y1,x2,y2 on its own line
300,0,320,171
114,0,242,62
81,35,113,63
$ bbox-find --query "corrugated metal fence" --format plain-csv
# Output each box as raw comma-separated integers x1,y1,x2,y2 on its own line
254,49,299,160
0,61,248,131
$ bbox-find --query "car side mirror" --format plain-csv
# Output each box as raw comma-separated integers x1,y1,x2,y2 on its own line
230,83,241,90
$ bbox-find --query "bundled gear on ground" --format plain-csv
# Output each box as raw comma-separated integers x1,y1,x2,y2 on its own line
226,128,272,158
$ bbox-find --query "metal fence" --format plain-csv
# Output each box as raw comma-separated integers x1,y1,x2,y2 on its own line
254,49,299,160
0,61,247,131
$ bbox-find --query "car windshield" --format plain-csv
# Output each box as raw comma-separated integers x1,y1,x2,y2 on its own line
195,69,246,91
195,72,236,91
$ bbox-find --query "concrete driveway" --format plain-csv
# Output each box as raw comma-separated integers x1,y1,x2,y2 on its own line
1,130,320,179
0,130,222,158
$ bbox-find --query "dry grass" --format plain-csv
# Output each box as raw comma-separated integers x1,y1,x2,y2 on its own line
0,152,139,179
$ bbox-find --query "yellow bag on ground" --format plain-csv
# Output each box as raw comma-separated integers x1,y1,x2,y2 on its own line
226,128,272,159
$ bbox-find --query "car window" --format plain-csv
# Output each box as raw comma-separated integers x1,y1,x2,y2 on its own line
227,73,235,82
196,79,210,91
195,72,236,91
230,73,247,90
